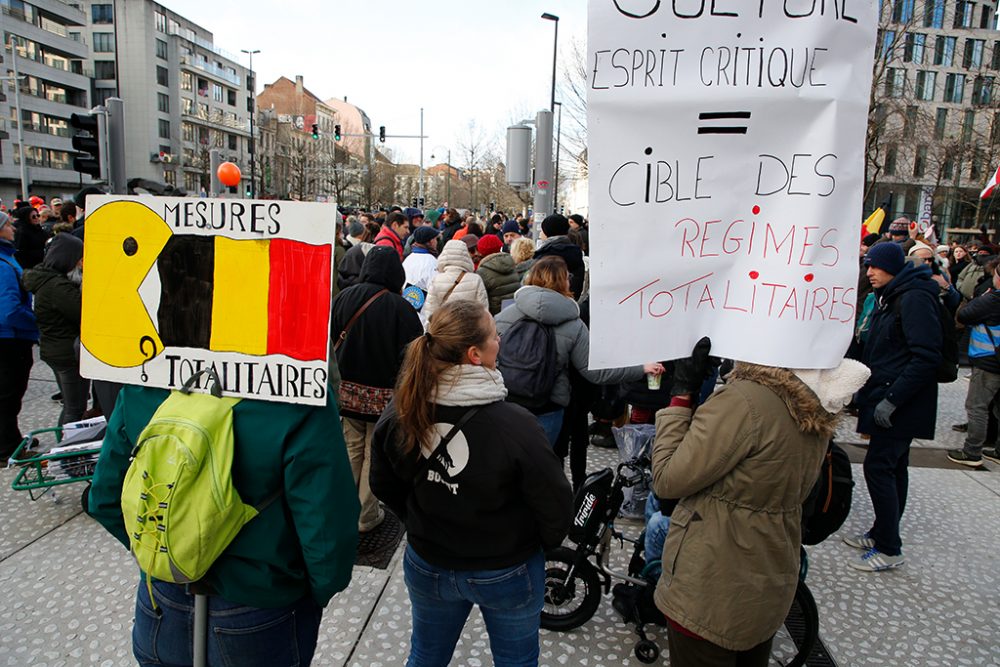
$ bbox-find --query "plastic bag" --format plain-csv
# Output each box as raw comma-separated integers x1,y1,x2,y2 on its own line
612,424,655,519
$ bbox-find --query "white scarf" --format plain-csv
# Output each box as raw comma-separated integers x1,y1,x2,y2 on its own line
434,364,508,406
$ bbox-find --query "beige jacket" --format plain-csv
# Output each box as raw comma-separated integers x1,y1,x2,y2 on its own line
422,240,489,325
652,363,833,651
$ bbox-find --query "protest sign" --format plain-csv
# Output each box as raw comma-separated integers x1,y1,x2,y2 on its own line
80,196,336,406
587,0,878,369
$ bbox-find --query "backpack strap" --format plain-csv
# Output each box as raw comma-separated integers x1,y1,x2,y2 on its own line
414,406,480,483
181,368,225,398
334,288,389,353
440,272,466,304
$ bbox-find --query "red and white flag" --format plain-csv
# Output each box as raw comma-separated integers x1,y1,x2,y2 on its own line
981,165,1000,199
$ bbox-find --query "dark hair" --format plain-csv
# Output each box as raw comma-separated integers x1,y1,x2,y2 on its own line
387,211,407,227
568,228,589,256
986,258,1000,276
361,220,381,242
394,300,493,454
466,221,484,237
525,255,573,299
568,213,585,227
445,208,461,225
59,200,78,223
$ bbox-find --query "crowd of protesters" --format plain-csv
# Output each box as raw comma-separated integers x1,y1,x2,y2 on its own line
3,193,987,667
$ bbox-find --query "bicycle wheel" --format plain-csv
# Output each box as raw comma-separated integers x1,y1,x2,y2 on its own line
540,547,603,631
780,580,819,667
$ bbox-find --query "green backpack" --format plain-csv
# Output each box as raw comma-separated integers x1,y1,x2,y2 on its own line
121,369,272,594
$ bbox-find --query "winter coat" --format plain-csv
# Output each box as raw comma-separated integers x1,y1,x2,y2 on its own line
958,288,1000,374
957,260,986,300
374,224,404,259
332,240,347,300
0,240,38,341
422,240,488,325
369,366,573,571
534,235,585,299
514,258,534,284
652,363,831,651
857,262,941,440
13,220,47,270
440,220,463,245
337,242,372,291
949,258,970,286
88,385,359,608
330,246,423,422
477,252,521,314
494,285,644,408
402,247,438,293
22,267,80,367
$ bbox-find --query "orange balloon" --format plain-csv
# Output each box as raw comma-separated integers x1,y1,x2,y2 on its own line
217,161,242,187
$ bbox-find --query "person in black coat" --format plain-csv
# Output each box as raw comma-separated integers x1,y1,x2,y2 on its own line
534,214,585,299
12,205,47,270
849,242,941,572
330,246,423,532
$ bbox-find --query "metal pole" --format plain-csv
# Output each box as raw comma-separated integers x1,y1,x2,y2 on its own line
418,107,424,205
105,98,127,194
532,109,554,242
193,594,208,667
242,49,260,198
550,20,558,112
8,37,29,200
447,149,451,206
554,101,562,214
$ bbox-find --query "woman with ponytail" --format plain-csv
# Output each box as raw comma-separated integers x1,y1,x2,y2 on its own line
370,299,573,667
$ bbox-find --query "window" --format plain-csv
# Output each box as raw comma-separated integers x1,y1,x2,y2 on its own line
155,11,166,33
982,5,994,29
182,97,194,115
943,157,955,180
228,134,237,150
184,172,200,192
157,93,169,113
945,73,966,102
964,39,985,69
227,89,236,106
881,30,896,59
935,108,948,139
181,72,192,91
924,0,944,27
92,4,113,24
93,87,115,105
916,70,937,100
971,148,984,180
903,106,917,137
885,146,897,176
158,119,170,139
963,110,975,142
198,103,209,119
94,60,116,79
885,68,905,97
935,36,956,66
156,39,168,60
974,76,995,104
914,145,927,178
156,66,168,86
954,0,974,28
212,84,223,102
904,33,926,64
892,0,914,22
182,122,195,142
246,97,254,113
93,32,113,52
164,169,176,186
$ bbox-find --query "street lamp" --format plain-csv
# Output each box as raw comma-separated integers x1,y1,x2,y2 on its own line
430,146,452,207
241,48,260,198
553,101,562,214
541,13,559,113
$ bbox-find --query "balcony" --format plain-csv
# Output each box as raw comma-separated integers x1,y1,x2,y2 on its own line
181,105,250,133
179,55,240,86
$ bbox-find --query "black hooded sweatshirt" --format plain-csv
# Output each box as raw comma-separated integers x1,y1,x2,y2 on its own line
330,246,423,421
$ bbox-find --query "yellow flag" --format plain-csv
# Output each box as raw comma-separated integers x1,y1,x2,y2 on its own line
863,208,886,235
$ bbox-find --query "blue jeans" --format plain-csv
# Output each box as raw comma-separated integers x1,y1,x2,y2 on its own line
643,494,670,578
403,545,544,667
132,579,322,667
534,409,564,447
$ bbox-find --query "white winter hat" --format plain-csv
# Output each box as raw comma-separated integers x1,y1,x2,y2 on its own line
792,359,871,415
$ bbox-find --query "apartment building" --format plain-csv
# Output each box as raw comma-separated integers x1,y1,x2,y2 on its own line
77,0,251,194
0,0,91,203
870,0,1000,234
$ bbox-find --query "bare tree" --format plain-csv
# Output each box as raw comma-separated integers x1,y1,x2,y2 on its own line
457,120,492,212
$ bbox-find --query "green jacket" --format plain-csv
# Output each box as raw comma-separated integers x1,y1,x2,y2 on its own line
477,252,521,315
88,385,360,608
22,266,80,367
332,240,347,300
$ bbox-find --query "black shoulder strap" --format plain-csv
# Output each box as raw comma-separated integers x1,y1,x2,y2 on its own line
414,407,480,483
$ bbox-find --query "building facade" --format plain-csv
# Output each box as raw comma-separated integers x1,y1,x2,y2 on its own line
0,0,91,203
869,0,1000,237
77,0,251,194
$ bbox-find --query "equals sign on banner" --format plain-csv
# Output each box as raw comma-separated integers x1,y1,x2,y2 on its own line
697,111,751,134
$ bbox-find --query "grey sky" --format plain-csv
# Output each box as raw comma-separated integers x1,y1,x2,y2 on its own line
163,0,587,166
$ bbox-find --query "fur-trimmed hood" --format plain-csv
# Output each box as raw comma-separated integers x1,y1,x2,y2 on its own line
728,362,837,439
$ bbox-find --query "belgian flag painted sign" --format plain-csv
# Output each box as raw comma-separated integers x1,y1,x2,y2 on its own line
80,196,336,406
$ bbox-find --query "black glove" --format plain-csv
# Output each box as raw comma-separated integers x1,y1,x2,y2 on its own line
873,399,896,428
671,337,713,396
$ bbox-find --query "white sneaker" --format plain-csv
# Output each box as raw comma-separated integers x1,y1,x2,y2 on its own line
842,532,875,550
849,547,905,572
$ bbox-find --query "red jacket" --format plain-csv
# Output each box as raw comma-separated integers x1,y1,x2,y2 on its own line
374,225,404,259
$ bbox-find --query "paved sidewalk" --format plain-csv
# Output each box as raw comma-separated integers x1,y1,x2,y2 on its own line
2,357,999,666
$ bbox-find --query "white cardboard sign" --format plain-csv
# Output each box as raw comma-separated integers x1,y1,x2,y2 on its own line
588,0,878,369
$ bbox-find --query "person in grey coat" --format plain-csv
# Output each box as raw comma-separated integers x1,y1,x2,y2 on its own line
495,256,662,444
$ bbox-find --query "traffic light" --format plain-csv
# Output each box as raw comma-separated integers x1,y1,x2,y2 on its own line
418,197,424,207
311,123,319,140
411,197,418,207
70,111,106,179
378,126,386,143
334,124,342,141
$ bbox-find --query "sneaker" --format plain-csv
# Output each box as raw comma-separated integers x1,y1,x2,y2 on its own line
50,392,62,402
952,422,968,432
947,449,984,468
843,532,875,550
981,448,1000,465
849,547,905,572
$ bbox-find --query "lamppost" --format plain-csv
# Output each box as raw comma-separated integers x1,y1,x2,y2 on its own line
553,100,562,214
541,13,559,113
241,48,260,198
430,146,451,207
6,37,29,199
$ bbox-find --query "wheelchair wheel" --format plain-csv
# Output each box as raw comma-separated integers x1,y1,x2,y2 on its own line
634,639,659,663
540,547,603,631
780,580,819,667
